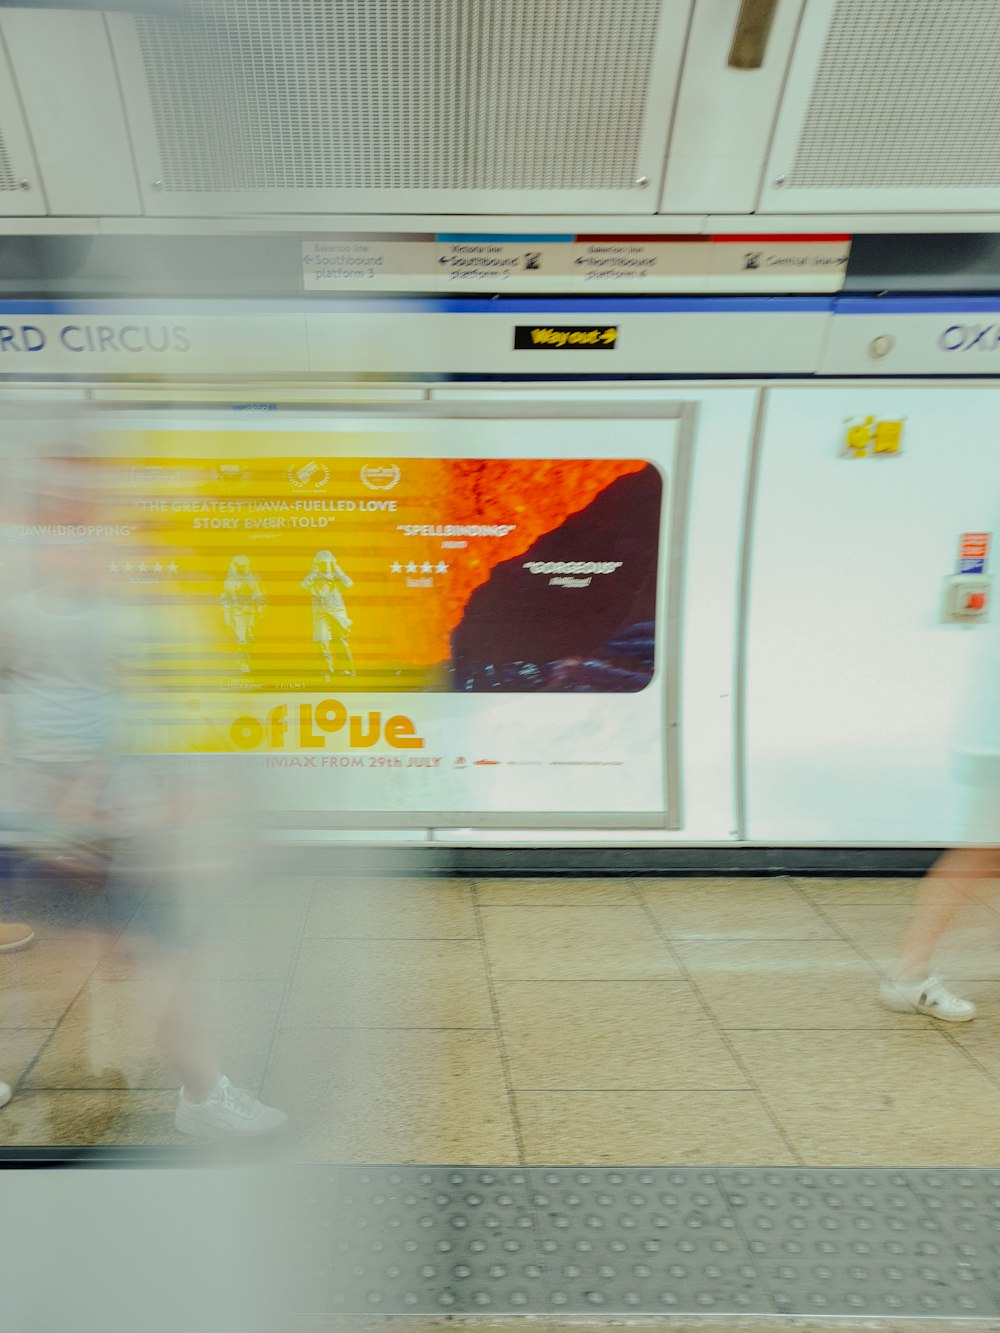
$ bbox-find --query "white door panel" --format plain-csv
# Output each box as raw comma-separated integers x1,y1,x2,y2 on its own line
746,385,1000,843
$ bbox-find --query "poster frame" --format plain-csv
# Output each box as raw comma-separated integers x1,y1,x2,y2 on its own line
2,397,696,830
220,398,696,830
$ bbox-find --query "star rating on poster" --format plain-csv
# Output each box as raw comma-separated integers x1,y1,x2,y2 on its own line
108,558,179,578
390,560,450,576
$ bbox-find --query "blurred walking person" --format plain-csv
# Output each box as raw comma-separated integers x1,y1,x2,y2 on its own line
0,446,286,1138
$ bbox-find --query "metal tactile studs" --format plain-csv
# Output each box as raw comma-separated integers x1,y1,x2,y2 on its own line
287,1163,1000,1317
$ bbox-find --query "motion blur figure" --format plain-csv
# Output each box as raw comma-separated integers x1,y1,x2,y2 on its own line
879,621,1000,1021
879,846,984,1021
0,439,286,1138
0,426,291,1333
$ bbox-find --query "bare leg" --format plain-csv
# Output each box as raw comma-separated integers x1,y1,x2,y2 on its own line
896,845,1000,978
157,963,221,1104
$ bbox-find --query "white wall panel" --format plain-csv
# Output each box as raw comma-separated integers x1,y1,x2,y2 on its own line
660,0,805,215
820,300,1000,377
0,26,44,216
305,306,828,376
745,385,1000,843
0,12,140,216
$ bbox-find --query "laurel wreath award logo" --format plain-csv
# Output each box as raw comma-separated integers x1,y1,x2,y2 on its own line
360,464,401,492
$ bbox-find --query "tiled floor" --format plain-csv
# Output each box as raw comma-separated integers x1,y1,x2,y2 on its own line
4,874,1000,1165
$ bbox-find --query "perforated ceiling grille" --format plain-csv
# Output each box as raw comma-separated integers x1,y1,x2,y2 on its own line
0,132,18,191
135,0,663,193
788,0,1000,190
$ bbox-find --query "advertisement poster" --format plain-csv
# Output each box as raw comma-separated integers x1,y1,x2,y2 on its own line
75,419,678,822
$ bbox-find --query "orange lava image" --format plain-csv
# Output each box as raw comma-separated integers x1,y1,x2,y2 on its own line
439,459,647,634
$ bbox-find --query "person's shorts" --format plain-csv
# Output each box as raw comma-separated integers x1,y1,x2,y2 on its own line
1,756,240,948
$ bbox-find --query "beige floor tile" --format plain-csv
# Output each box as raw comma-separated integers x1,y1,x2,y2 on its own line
0,926,115,976
794,876,958,906
0,938,108,1028
0,1089,183,1146
945,981,1000,1086
950,1037,1000,1092
0,1029,51,1086
223,877,315,907
640,880,838,940
210,897,310,943
813,902,924,967
475,878,636,905
181,898,311,983
195,938,302,983
515,1090,796,1165
494,980,747,1091
24,977,283,1091
821,902,1000,978
306,880,476,938
969,877,1000,913
264,1028,518,1163
11,924,115,961
481,905,679,981
633,876,787,893
276,876,469,897
675,939,918,1030
731,1029,1000,1165
21,976,168,1089
281,938,493,1028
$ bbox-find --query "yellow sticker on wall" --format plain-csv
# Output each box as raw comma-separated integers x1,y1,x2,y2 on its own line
843,417,904,459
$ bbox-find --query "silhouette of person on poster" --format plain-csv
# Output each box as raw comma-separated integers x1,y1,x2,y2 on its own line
302,550,354,681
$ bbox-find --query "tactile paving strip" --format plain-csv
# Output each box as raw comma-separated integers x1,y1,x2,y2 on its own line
286,1166,1000,1318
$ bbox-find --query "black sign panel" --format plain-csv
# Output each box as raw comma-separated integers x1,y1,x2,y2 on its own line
514,325,618,350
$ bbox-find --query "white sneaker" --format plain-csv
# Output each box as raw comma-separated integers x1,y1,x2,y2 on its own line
0,922,34,952
174,1076,288,1140
0,1081,11,1109
879,974,977,1021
